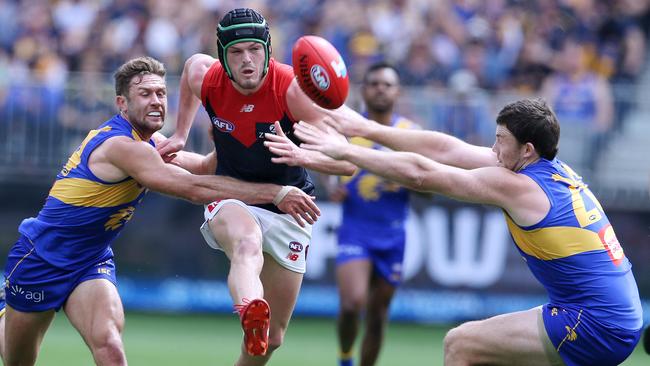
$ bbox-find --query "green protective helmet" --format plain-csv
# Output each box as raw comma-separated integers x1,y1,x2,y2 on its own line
216,8,271,80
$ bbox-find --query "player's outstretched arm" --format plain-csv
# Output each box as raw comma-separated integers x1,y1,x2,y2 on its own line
105,137,320,225
280,80,357,175
319,106,497,170
296,121,545,224
264,121,356,176
157,54,216,157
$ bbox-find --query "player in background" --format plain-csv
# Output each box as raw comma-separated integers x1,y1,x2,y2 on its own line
155,8,355,366
295,98,643,366
0,56,319,366
323,62,419,366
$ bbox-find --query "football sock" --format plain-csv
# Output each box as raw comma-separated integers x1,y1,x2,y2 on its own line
339,349,353,366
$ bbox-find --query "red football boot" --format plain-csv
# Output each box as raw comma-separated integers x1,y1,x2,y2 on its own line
234,298,271,356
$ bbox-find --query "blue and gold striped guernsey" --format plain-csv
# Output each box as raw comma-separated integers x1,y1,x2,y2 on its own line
338,114,415,244
506,158,642,330
18,114,151,268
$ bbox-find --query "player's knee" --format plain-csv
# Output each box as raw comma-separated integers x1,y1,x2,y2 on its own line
89,330,126,365
268,329,286,352
340,295,366,314
232,235,263,260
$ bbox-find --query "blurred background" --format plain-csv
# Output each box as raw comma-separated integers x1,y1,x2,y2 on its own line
0,0,649,364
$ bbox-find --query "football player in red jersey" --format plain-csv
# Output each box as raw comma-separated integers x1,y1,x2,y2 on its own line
156,8,355,366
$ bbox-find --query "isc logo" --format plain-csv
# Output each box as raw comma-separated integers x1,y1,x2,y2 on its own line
310,65,330,91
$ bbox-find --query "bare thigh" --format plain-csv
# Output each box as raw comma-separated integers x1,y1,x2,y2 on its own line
63,279,124,346
209,203,263,258
336,259,372,310
446,307,555,366
4,306,55,365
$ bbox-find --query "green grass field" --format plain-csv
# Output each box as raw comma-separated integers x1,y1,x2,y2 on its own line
31,312,648,365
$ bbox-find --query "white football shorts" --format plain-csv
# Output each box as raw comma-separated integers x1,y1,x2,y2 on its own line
200,199,312,273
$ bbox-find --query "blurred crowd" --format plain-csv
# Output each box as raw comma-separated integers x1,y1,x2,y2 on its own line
0,0,649,175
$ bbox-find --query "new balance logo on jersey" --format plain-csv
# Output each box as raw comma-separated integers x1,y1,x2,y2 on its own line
240,104,255,113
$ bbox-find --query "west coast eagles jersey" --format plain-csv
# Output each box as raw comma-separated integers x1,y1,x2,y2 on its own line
338,115,416,248
18,114,150,268
506,158,642,330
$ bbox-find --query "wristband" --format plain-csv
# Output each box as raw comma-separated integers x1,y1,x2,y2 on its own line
273,185,294,205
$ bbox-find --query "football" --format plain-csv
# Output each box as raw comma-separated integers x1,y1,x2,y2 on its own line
292,35,349,109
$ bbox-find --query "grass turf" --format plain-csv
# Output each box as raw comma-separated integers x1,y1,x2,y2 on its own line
32,312,648,365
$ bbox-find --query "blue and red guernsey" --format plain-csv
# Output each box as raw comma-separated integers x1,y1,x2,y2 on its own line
505,158,642,330
201,58,314,213
18,114,150,268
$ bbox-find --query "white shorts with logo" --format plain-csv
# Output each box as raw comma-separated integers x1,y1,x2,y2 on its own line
200,199,312,274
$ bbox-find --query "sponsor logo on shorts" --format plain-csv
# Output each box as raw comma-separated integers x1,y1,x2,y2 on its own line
289,241,303,252
286,253,299,262
9,285,45,303
207,200,222,213
338,244,363,256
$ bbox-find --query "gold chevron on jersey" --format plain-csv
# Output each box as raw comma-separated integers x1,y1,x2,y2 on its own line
505,215,605,260
49,177,145,208
61,126,113,176
394,117,416,130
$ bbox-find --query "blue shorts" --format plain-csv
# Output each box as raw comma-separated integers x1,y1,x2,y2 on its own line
336,235,405,286
541,304,641,366
4,235,117,312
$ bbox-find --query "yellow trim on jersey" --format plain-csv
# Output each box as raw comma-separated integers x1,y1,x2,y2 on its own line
131,128,145,141
505,216,604,260
349,136,374,148
61,126,112,176
394,117,415,130
49,178,144,208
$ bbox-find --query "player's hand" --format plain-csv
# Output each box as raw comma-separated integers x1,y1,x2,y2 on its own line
328,185,347,202
275,187,321,227
294,121,348,160
156,133,186,158
152,132,178,163
264,121,307,166
317,104,373,137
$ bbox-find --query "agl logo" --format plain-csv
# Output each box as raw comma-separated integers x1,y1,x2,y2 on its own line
10,285,45,303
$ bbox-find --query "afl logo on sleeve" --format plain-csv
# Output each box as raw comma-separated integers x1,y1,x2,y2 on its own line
211,116,235,133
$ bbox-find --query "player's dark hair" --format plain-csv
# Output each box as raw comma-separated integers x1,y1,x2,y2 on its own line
363,61,400,84
496,98,560,160
217,8,271,80
114,56,166,98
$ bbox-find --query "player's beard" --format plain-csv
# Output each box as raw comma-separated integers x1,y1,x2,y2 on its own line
235,70,262,90
367,99,394,114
